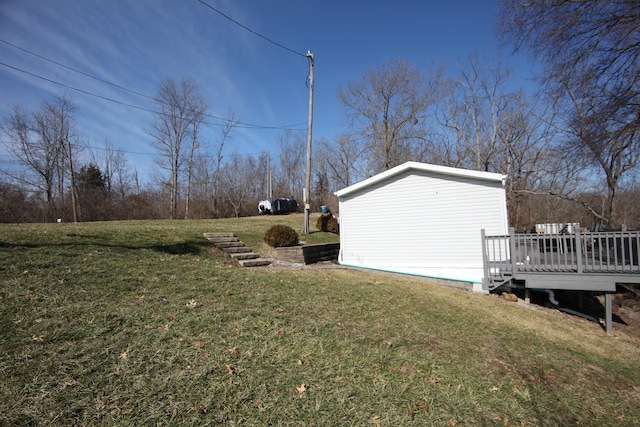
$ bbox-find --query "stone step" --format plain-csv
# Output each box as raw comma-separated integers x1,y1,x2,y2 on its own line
203,232,235,239
238,258,272,267
214,241,245,248
223,246,253,254
230,252,260,260
210,237,240,243
205,231,271,268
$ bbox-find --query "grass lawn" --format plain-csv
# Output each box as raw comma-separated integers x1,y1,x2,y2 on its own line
1,215,639,426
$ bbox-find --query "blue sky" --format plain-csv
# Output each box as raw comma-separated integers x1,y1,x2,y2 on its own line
0,0,534,183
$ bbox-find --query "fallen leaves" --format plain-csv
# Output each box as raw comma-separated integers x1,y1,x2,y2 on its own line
296,383,307,395
407,402,428,421
189,403,208,414
185,299,197,309
296,354,312,365
62,379,78,388
225,364,235,375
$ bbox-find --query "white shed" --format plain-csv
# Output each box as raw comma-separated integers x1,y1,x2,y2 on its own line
334,161,508,292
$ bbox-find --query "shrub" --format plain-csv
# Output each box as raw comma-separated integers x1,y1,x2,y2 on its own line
326,216,339,234
316,213,339,234
316,213,331,231
264,224,299,247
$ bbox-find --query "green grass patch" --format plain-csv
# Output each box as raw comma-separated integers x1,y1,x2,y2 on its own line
1,217,639,426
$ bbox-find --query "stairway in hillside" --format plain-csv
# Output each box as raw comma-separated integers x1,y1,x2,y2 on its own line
203,232,271,267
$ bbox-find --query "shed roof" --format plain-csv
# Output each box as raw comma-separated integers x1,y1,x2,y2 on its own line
334,161,506,198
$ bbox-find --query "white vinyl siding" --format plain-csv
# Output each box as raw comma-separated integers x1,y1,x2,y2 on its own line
337,163,508,286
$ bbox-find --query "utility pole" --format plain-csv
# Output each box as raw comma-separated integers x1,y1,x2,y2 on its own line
303,50,315,234
267,150,272,198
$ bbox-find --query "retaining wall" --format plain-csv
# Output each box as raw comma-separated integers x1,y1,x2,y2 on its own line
276,242,340,264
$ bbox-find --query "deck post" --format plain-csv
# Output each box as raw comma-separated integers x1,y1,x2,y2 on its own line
575,228,583,274
578,291,584,309
480,229,488,290
509,227,517,275
605,293,613,336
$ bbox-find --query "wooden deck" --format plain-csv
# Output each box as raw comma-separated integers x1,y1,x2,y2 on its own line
481,228,640,335
482,229,640,290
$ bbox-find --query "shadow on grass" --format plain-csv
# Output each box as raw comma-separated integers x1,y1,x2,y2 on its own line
512,287,629,332
150,241,205,255
0,237,211,256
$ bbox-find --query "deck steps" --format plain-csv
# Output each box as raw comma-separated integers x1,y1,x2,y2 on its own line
203,232,271,267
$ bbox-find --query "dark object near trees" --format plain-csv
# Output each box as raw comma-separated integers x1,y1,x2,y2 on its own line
316,213,339,234
264,224,299,247
258,198,298,215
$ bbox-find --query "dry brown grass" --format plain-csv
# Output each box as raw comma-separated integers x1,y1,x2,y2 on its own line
1,218,639,426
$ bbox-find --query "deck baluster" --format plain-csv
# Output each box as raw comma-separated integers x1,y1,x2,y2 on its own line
575,229,583,274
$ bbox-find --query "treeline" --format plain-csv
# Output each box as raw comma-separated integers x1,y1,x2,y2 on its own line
0,101,324,222
1,1,638,229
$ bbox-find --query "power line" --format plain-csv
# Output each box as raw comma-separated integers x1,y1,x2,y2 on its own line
0,39,306,131
86,144,268,158
0,61,306,131
197,0,307,58
0,61,157,113
3,139,269,160
0,39,153,101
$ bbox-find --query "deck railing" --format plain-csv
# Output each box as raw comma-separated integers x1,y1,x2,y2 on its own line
482,228,640,287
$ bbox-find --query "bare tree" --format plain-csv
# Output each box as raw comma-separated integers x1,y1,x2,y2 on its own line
5,104,58,215
496,94,565,227
148,78,207,219
184,156,210,218
275,130,306,199
184,120,200,220
322,133,367,189
559,76,640,226
499,0,640,226
221,153,256,217
52,95,80,222
102,138,131,202
90,138,132,218
211,111,239,217
179,112,238,219
4,94,80,221
338,58,443,175
440,53,513,172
